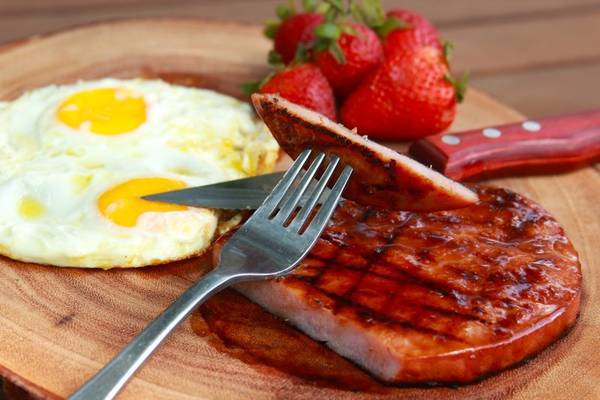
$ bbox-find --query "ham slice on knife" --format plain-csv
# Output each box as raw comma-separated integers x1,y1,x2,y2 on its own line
252,93,478,211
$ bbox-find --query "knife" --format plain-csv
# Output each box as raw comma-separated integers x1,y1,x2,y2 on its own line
409,109,600,181
145,109,600,208
143,172,284,209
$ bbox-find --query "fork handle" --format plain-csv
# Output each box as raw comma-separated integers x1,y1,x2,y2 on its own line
69,270,234,400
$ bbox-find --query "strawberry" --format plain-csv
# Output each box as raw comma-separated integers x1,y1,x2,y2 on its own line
383,9,442,58
272,12,325,64
263,1,326,65
340,45,466,140
259,63,337,121
313,22,383,97
350,1,441,56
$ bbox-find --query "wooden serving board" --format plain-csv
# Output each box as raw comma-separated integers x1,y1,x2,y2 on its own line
0,19,598,400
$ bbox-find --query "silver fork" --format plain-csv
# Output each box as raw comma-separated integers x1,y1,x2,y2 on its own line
69,149,353,400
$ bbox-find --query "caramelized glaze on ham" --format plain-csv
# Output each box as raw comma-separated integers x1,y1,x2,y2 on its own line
214,186,581,384
251,93,478,211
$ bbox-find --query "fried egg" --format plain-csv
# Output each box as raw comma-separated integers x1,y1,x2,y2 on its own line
0,79,279,268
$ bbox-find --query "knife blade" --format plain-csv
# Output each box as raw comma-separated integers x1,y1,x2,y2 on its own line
143,172,284,209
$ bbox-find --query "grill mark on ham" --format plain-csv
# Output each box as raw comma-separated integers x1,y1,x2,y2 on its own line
311,286,469,341
300,260,481,329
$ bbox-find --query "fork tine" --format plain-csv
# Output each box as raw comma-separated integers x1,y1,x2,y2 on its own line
273,152,326,224
287,154,340,232
302,165,353,236
254,149,311,216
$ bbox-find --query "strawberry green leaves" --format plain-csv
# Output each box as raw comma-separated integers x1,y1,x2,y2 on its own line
241,71,275,96
276,2,296,19
377,18,408,38
443,40,454,62
268,50,284,65
310,0,358,65
263,20,280,39
314,22,346,64
302,0,318,12
442,41,468,103
314,22,342,39
350,0,408,38
445,72,469,103
293,42,310,64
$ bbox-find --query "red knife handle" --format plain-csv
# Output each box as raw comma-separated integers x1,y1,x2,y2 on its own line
408,109,600,181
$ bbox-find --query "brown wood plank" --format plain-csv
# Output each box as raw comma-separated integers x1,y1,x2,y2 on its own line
3,0,600,23
1,3,270,44
400,0,600,25
444,10,600,74
0,0,176,13
2,1,600,74
471,61,600,118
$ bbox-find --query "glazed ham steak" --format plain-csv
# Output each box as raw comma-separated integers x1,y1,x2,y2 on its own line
252,93,478,211
240,94,581,383
214,187,581,384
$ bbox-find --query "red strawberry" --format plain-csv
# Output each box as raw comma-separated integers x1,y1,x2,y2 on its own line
260,63,337,121
273,12,325,64
340,45,465,140
313,22,383,98
383,9,442,59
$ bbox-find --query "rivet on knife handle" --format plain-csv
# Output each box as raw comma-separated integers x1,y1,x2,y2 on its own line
408,109,600,181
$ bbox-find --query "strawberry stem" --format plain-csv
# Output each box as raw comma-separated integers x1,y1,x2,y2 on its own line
350,0,385,27
275,1,296,19
292,42,310,64
302,0,318,11
329,41,347,64
325,0,346,13
321,0,349,22
350,0,409,38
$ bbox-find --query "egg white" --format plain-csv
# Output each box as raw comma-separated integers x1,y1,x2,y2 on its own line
0,79,279,268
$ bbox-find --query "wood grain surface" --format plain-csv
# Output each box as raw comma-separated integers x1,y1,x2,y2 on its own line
1,0,600,118
0,18,598,400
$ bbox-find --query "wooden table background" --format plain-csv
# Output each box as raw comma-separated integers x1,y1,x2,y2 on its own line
1,0,600,118
0,1,598,399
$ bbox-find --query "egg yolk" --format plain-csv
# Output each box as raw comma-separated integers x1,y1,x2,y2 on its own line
98,178,187,227
57,88,146,135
